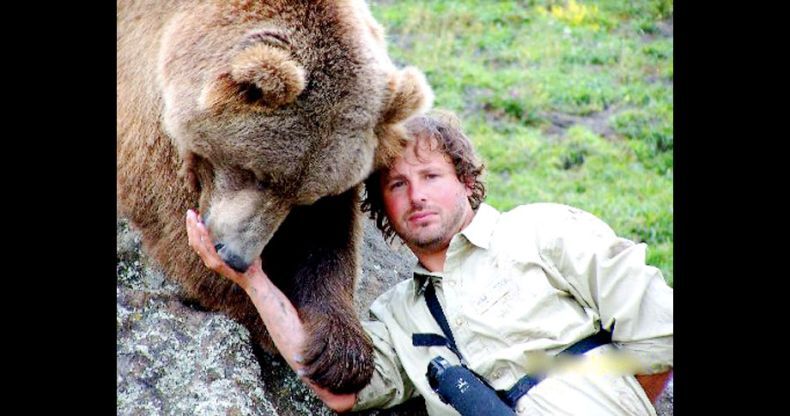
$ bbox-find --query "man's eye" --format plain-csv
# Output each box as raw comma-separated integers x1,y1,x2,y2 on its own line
389,181,404,190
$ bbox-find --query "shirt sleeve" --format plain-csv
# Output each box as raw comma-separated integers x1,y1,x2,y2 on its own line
352,316,417,411
539,205,673,375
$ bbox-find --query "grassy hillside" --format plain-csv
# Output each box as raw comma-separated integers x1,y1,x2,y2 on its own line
370,0,674,286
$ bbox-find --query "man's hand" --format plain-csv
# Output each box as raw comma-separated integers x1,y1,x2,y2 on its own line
185,209,263,293
635,370,672,403
185,209,360,411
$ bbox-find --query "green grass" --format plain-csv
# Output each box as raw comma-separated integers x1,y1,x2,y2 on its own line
370,0,674,286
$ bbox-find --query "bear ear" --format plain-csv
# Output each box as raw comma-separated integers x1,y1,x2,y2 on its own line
378,66,434,127
374,67,434,168
199,44,306,112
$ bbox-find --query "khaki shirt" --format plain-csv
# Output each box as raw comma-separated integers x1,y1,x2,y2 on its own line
352,203,673,416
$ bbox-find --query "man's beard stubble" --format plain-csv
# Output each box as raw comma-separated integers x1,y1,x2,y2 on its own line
402,197,469,252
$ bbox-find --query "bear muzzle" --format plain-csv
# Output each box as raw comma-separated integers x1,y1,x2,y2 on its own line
202,191,291,274
214,243,252,273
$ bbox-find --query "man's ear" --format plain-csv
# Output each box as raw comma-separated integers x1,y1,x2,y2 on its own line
199,43,305,112
464,177,475,197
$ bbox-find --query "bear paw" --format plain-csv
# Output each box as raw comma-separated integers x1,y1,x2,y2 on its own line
300,316,375,394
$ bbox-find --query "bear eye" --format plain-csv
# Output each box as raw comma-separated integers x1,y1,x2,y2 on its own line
242,168,268,191
241,29,291,52
252,173,270,191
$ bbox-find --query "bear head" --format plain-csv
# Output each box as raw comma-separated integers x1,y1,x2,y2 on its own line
156,0,432,271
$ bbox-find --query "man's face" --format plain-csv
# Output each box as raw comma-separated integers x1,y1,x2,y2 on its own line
380,139,474,253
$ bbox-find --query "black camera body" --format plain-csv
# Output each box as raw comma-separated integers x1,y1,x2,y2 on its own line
426,356,516,416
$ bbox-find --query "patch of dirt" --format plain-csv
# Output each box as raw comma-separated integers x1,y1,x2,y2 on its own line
641,16,673,42
541,105,623,140
657,16,673,36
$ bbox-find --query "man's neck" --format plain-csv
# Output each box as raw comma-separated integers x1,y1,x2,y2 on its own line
412,246,448,273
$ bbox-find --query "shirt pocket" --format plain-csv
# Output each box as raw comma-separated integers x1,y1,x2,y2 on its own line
470,255,534,319
474,278,514,316
468,255,572,343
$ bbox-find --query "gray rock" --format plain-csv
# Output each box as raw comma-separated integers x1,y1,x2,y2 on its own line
654,376,674,416
116,217,671,415
117,217,425,415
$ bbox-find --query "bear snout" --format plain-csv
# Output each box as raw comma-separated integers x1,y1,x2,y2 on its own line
216,244,251,273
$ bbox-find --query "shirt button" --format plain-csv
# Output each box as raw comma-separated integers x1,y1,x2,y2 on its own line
455,317,464,326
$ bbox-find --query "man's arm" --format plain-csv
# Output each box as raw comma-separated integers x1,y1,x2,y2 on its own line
186,210,357,412
540,206,674,403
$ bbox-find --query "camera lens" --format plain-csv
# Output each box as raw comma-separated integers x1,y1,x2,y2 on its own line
427,356,450,389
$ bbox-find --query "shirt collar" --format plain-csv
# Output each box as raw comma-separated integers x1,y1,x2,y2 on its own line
413,264,440,296
458,202,499,250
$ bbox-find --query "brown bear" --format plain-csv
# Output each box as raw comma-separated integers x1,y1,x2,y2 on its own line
117,0,432,394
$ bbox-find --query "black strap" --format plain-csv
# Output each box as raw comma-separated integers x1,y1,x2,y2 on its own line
412,333,448,348
498,375,541,408
411,279,612,410
499,330,612,408
561,329,612,355
412,281,468,365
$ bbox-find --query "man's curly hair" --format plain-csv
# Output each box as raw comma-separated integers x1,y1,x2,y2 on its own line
361,110,486,242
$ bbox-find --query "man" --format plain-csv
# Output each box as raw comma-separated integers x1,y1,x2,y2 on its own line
186,111,673,415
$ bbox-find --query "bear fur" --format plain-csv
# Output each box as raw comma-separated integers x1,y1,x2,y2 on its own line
117,0,432,394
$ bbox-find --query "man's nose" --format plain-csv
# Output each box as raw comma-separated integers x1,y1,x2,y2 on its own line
408,181,427,203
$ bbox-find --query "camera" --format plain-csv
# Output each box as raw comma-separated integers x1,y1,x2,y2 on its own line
426,356,516,416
